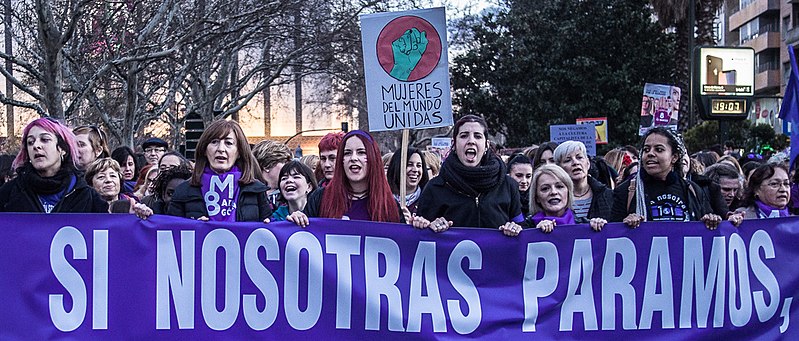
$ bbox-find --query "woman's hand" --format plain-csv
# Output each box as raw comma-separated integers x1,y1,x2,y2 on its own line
701,213,722,230
622,213,644,228
262,218,271,224
197,216,209,221
727,212,744,227
421,217,452,233
411,215,430,229
287,211,310,228
131,202,153,219
536,219,556,233
499,221,523,236
589,218,607,231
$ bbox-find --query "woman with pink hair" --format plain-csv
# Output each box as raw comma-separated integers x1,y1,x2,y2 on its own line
0,118,108,212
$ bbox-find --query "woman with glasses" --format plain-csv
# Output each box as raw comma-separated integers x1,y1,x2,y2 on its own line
0,118,108,213
167,120,271,222
733,163,792,219
73,125,110,171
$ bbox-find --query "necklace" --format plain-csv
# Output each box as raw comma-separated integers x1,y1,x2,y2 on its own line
574,187,590,198
350,190,368,200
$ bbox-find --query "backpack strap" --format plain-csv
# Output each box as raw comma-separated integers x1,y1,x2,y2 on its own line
626,178,636,213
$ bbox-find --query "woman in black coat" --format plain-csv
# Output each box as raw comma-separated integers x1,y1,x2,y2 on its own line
414,115,524,236
0,118,107,213
552,140,613,221
167,120,271,222
610,127,722,229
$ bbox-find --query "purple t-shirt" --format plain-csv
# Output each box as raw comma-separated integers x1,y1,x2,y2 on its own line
342,198,370,221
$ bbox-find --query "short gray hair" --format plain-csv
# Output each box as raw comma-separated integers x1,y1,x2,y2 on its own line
553,140,587,165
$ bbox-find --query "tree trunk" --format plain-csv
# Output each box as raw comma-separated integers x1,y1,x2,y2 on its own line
36,0,65,119
4,0,13,137
123,61,138,147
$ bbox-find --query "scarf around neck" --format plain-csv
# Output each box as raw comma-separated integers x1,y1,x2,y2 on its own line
439,151,505,196
19,164,74,195
393,187,422,207
755,200,789,218
530,209,576,226
201,166,242,222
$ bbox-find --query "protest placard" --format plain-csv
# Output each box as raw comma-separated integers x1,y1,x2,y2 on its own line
550,124,597,156
361,8,453,132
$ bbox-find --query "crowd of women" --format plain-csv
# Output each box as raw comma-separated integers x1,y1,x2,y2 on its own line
0,115,794,233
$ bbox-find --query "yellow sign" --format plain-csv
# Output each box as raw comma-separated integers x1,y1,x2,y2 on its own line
576,117,608,145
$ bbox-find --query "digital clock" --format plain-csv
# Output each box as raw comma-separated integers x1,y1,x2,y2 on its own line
711,99,746,114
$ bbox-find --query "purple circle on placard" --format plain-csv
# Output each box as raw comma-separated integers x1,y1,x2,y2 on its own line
376,15,442,82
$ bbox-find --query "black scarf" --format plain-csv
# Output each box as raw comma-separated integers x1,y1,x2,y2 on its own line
440,151,505,196
17,164,74,195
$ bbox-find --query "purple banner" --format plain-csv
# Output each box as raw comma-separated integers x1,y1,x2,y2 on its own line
0,214,797,340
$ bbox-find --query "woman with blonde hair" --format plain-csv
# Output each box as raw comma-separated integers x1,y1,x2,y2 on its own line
422,151,441,179
528,164,607,232
73,125,111,171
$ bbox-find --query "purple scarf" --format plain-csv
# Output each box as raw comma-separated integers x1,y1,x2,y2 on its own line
755,200,789,219
530,209,576,226
201,166,241,222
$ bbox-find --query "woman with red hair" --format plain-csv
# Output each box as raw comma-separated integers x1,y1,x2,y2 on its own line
288,130,401,226
316,131,344,187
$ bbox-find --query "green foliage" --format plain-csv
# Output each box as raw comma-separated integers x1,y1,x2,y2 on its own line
683,120,751,153
451,0,676,147
683,121,719,153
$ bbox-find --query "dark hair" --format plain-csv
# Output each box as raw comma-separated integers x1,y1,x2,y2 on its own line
693,151,719,168
620,161,639,183
277,161,318,203
792,157,799,183
532,142,558,168
640,126,685,178
158,151,191,169
191,120,259,186
452,115,488,139
387,147,430,195
742,161,761,179
507,154,531,173
153,165,192,201
623,145,639,158
591,156,617,188
741,163,789,207
0,154,14,186
111,146,140,180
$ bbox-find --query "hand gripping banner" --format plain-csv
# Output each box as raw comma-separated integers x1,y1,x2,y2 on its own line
0,214,796,340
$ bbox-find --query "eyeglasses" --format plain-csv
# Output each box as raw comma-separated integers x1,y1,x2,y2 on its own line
145,147,166,154
763,181,790,190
